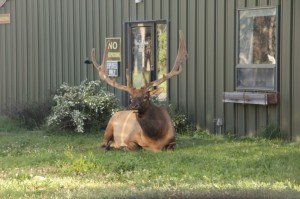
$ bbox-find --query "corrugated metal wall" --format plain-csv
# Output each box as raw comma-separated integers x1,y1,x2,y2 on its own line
0,0,299,139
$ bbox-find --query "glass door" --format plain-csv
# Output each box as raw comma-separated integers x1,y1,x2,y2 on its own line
127,21,168,100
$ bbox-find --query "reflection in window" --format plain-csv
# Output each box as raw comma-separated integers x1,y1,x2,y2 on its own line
239,9,276,64
156,24,168,101
237,7,278,91
131,26,151,88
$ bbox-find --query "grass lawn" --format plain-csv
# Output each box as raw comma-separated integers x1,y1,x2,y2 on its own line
0,116,299,198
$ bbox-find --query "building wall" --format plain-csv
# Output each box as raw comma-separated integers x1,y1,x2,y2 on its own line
0,0,299,139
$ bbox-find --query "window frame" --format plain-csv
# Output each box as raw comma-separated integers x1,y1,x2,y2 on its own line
235,6,279,92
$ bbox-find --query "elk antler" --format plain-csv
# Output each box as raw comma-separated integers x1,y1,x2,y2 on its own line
144,31,188,89
91,31,187,93
91,42,132,93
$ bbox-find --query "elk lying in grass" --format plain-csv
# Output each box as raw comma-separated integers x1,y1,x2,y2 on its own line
91,31,188,152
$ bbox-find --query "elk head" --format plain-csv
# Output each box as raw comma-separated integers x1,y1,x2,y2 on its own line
91,31,188,110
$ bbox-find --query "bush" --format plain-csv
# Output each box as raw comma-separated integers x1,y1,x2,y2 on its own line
260,124,282,140
167,105,196,134
3,100,53,130
47,80,122,133
150,98,195,134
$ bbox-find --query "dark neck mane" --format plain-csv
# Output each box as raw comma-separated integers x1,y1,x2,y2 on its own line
136,104,165,140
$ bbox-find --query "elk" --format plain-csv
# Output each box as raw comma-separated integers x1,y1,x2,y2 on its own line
91,31,188,152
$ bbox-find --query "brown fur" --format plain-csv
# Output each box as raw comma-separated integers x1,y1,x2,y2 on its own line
101,90,176,152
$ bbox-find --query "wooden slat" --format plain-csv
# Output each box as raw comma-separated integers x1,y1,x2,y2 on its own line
161,0,169,20
56,0,63,86
80,0,87,81
153,0,161,20
49,0,57,89
145,0,153,20
10,1,16,105
187,0,196,121
236,104,246,136
27,0,34,102
86,0,94,81
280,0,292,139
0,5,6,109
43,0,51,93
196,0,206,129
114,0,123,102
68,0,75,85
131,0,137,21
106,0,115,93
237,0,246,8
74,0,81,85
33,0,39,101
169,0,179,108
38,0,45,100
62,0,69,83
258,0,268,6
292,0,300,139
205,0,216,132
224,0,236,134
179,0,188,115
215,0,225,133
137,0,145,20
6,1,12,107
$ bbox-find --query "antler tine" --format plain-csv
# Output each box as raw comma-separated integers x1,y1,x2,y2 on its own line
125,68,132,88
142,67,148,85
145,31,188,88
91,43,132,93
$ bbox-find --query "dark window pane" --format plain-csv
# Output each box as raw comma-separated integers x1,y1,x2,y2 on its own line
237,68,275,90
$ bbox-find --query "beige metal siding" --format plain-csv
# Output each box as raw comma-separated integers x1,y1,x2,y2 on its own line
0,0,299,139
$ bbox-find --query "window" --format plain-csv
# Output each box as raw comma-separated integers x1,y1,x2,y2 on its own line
236,7,278,91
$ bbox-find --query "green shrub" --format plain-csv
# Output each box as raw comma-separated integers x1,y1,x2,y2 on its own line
2,100,53,130
47,80,121,133
150,98,195,134
0,116,24,132
260,124,282,140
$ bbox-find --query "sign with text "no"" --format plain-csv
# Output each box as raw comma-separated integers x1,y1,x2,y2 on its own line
105,38,121,62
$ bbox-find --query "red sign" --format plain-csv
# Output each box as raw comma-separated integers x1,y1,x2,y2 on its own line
0,14,10,24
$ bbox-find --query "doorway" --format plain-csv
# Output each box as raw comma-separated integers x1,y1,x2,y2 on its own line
125,21,169,101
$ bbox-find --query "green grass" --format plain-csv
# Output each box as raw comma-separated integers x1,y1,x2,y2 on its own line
0,117,300,198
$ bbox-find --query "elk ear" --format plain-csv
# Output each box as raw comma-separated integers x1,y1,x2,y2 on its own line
149,87,164,97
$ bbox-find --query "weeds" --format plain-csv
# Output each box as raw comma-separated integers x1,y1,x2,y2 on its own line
260,124,282,139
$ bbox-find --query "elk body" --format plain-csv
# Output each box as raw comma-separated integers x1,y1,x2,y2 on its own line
91,31,188,152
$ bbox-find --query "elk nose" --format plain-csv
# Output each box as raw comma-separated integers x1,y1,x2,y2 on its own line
130,104,139,110
129,101,138,110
